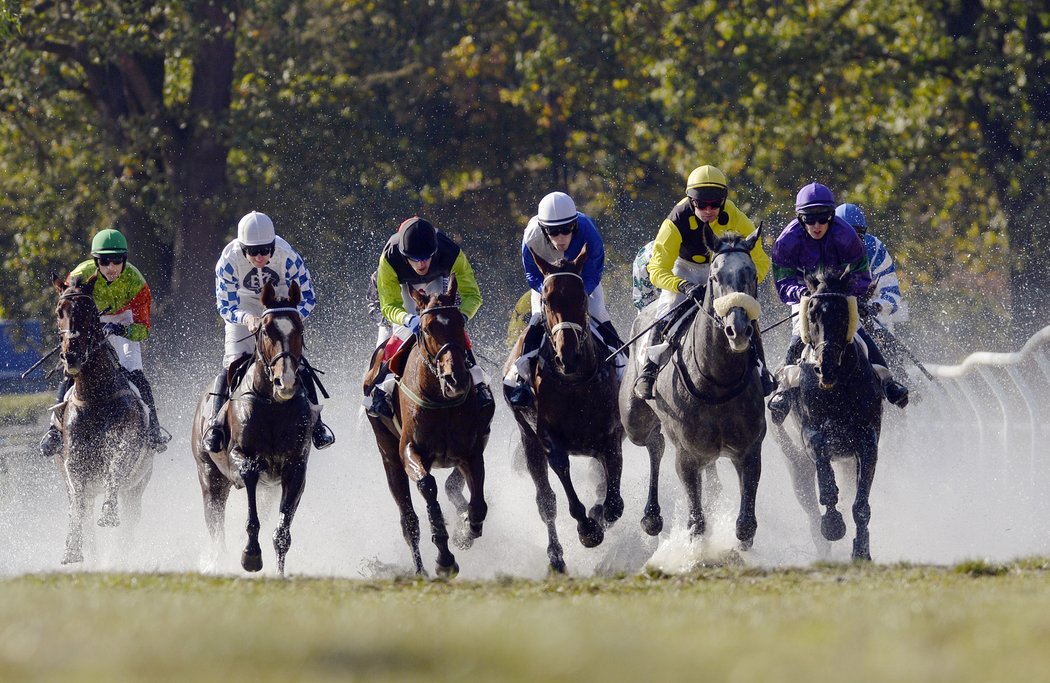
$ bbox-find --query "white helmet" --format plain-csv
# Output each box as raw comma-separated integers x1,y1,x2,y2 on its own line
537,191,577,228
237,211,276,246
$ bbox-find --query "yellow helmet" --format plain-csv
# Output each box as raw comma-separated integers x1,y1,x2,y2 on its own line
685,165,728,200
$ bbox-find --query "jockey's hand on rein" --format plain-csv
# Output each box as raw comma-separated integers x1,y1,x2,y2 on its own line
102,322,127,338
679,281,705,303
860,301,882,318
242,314,261,333
405,315,421,335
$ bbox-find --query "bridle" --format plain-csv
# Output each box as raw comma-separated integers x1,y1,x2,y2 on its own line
255,306,303,383
57,290,107,364
539,271,602,381
415,305,468,379
698,244,758,330
803,292,853,372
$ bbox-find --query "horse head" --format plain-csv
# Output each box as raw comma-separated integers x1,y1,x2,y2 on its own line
701,224,762,353
258,281,304,402
409,274,471,400
532,245,590,375
53,273,104,376
801,268,859,388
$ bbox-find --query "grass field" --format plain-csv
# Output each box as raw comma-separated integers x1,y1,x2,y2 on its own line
4,561,1050,682
0,392,51,426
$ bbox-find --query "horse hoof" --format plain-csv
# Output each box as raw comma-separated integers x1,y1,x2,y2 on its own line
436,561,459,579
641,514,664,537
97,511,120,528
821,511,847,541
604,497,625,525
241,551,263,572
548,559,567,575
452,527,475,551
578,518,604,548
738,537,754,552
852,539,872,562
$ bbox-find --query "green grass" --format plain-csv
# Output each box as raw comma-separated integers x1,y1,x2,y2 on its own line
4,561,1050,682
0,391,52,425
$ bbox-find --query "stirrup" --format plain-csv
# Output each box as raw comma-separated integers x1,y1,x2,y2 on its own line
767,390,793,426
883,380,909,408
40,426,63,458
476,383,495,409
367,389,394,418
312,421,336,450
633,363,659,400
202,424,226,454
507,381,533,408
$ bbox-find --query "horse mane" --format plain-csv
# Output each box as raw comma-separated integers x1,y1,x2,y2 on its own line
714,233,748,253
805,267,853,295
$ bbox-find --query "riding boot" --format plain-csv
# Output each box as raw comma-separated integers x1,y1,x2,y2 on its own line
366,363,394,418
751,320,777,397
595,319,626,355
632,315,674,400
508,319,545,408
40,375,73,458
767,336,805,425
299,367,335,449
858,328,909,408
202,370,230,453
127,369,171,453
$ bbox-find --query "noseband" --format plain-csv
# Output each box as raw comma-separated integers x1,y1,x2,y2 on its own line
541,271,588,341
701,245,760,329
58,291,106,362
256,306,303,382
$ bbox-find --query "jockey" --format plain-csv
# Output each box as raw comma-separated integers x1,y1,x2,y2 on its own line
200,211,335,453
835,203,905,332
40,228,171,456
766,184,909,425
365,216,494,418
632,165,773,400
504,191,626,408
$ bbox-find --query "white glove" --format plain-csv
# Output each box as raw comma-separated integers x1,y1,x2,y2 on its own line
242,314,261,333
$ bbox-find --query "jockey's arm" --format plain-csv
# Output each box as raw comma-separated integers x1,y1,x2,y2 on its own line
215,252,251,325
451,251,482,320
647,219,686,293
869,238,902,314
578,216,605,295
121,278,152,341
376,256,410,326
284,249,317,318
522,239,544,293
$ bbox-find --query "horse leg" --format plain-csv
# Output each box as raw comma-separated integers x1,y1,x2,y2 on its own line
596,436,624,528
734,443,762,550
547,440,604,549
239,458,265,572
811,432,846,541
676,456,705,538
62,483,89,564
640,427,665,536
98,468,121,528
452,452,488,551
380,450,424,576
851,432,879,561
274,457,307,578
522,434,567,574
782,439,829,557
416,471,458,578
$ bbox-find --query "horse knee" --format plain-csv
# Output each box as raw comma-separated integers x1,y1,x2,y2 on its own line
852,500,871,527
417,474,438,500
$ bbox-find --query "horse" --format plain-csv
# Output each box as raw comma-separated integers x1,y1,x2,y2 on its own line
771,269,883,561
50,274,152,564
619,225,766,551
504,245,625,574
190,281,315,576
363,274,494,577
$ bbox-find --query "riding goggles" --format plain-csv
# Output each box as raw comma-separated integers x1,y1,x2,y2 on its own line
691,198,724,211
244,242,275,257
542,219,577,237
94,255,126,267
404,251,436,263
799,211,834,225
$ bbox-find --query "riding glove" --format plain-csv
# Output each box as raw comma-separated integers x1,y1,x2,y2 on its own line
242,314,261,333
679,282,705,303
102,322,127,338
405,315,421,335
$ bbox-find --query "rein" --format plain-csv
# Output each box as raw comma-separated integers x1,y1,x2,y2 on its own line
537,270,606,384
401,304,474,408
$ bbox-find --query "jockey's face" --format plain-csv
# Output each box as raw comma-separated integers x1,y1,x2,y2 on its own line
409,256,432,276
248,252,271,269
799,210,833,240
95,255,126,283
548,232,573,251
691,198,722,224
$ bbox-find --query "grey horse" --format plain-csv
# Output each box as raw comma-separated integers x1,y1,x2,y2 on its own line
619,225,766,549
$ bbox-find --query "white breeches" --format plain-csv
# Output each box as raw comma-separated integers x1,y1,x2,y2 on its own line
101,309,141,372
638,258,710,366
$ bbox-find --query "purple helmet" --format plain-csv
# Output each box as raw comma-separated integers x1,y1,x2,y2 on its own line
794,183,836,213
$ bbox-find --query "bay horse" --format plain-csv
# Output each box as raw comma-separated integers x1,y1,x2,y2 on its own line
364,275,494,577
51,274,152,564
190,281,315,576
772,269,882,561
619,225,766,550
504,245,625,574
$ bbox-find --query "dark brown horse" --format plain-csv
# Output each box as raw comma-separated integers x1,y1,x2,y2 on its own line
504,246,625,574
191,281,315,576
51,274,152,564
364,275,494,577
772,270,883,561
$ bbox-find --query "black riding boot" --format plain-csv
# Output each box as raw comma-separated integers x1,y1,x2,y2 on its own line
767,336,805,426
40,375,73,458
632,314,675,400
508,319,545,408
366,362,394,418
858,328,909,408
127,369,171,452
202,370,229,453
299,367,335,449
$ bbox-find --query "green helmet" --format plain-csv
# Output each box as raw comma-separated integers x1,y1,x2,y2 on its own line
90,229,128,256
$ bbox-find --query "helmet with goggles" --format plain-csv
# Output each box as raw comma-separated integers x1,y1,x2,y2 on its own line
238,211,276,248
835,203,867,232
685,165,728,203
537,192,578,234
91,229,128,256
399,217,438,261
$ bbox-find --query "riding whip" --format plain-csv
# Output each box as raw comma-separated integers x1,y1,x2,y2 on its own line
760,310,798,334
864,314,935,381
20,343,61,379
605,297,699,364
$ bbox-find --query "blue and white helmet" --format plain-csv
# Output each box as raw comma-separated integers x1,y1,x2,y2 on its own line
836,203,867,232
